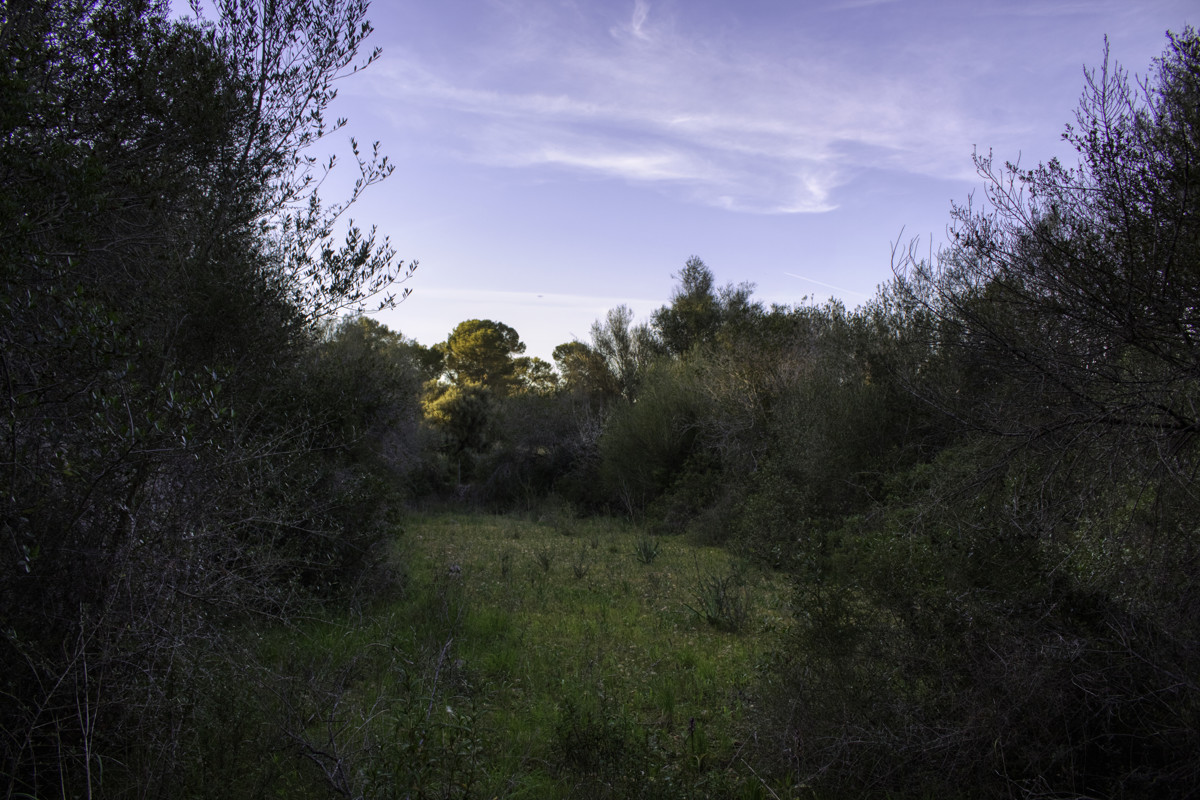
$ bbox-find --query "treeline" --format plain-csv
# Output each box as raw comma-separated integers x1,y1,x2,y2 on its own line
2,0,1197,795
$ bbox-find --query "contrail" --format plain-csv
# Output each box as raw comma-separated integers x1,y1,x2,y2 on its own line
783,272,870,299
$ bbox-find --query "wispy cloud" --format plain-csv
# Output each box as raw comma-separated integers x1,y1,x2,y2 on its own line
629,0,651,41
362,0,1001,214
525,147,698,182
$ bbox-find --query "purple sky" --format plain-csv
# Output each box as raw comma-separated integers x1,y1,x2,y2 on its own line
323,1,1193,359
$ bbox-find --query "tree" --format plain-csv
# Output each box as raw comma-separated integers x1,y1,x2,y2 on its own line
514,355,560,396
407,338,447,383
189,0,413,322
894,30,1200,446
597,357,711,518
422,382,499,483
553,340,615,402
901,18,1200,653
439,319,527,393
652,257,721,355
309,316,424,478
0,0,409,794
589,304,660,403
652,256,758,356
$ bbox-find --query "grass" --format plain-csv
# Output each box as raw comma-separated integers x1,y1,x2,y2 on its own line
234,511,796,799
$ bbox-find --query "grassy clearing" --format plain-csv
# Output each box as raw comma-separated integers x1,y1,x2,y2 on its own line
241,511,798,799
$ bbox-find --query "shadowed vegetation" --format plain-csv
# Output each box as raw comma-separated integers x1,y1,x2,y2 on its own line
3,3,1198,796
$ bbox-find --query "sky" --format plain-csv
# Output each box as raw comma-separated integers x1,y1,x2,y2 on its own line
323,0,1194,361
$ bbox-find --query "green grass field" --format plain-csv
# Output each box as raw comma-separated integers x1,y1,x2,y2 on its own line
249,511,800,799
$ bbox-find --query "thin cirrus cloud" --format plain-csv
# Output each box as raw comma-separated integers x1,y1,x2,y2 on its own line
362,0,984,214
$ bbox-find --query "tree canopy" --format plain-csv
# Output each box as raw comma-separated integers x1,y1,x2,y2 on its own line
439,318,527,393
652,256,759,355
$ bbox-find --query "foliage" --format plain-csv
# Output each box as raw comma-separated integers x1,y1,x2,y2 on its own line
633,535,662,564
651,256,760,356
729,298,937,561
894,30,1200,448
423,319,576,495
554,339,617,404
534,546,554,573
386,34,1200,797
683,559,752,633
750,29,1200,799
598,358,708,515
514,354,560,396
0,0,411,794
571,546,592,579
589,304,661,404
439,318,527,394
309,316,424,482
5,2,1195,795
423,384,602,509
423,382,500,481
754,439,1200,798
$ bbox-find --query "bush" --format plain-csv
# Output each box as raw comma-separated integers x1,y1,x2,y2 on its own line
598,360,706,515
753,439,1200,799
